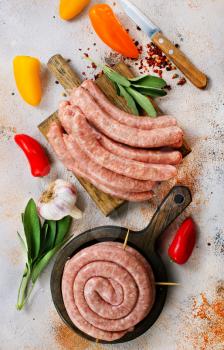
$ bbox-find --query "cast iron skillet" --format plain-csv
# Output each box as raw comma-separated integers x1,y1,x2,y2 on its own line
51,185,192,344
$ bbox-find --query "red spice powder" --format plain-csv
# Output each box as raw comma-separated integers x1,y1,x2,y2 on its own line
179,285,224,350
191,291,224,349
53,321,89,350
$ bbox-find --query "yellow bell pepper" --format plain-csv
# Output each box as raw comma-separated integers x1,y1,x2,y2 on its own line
59,0,90,20
13,56,42,106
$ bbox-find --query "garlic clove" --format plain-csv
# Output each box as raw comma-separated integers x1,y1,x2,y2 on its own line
70,206,83,219
37,179,83,221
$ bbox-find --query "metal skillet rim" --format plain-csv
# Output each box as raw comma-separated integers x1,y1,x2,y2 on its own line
50,226,168,344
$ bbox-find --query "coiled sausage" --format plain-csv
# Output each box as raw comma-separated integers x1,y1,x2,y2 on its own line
62,242,155,341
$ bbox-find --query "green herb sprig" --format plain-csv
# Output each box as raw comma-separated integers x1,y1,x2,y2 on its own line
84,57,167,118
16,199,72,310
103,66,167,117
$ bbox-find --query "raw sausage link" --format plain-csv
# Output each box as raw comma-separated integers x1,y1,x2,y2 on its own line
62,242,155,341
58,106,157,190
82,80,177,130
64,134,155,195
70,86,183,148
47,122,154,201
65,107,177,181
98,132,182,164
59,100,182,165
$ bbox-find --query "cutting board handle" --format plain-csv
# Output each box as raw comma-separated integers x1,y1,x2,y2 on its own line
152,32,207,89
48,54,81,92
139,186,192,252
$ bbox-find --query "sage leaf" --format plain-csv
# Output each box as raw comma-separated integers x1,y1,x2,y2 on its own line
17,200,73,310
130,75,166,89
114,81,120,96
17,232,27,253
118,84,139,116
23,199,41,262
43,220,56,252
129,74,149,82
55,216,72,245
134,87,167,97
126,87,157,118
31,240,68,283
40,222,48,254
103,66,131,87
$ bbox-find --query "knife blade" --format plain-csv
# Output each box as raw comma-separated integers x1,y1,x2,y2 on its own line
119,0,207,89
119,0,160,38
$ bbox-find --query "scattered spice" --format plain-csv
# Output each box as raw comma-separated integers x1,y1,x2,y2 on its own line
177,77,187,86
11,92,15,95
0,125,17,141
214,228,224,254
91,62,97,69
172,73,179,79
175,43,180,48
176,284,224,350
82,72,86,76
164,84,172,91
94,72,101,80
81,40,187,88
136,25,141,31
53,321,89,350
55,80,59,85
66,59,71,63
191,291,224,349
137,43,177,77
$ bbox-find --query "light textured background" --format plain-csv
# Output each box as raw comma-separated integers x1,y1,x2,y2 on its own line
0,1,223,349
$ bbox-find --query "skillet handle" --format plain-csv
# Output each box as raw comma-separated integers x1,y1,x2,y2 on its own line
139,186,192,251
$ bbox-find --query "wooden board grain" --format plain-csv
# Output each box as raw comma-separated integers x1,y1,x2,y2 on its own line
38,54,191,216
39,55,125,216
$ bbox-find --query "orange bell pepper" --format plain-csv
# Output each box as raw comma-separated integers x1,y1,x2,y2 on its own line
59,0,90,20
89,4,139,59
13,56,42,106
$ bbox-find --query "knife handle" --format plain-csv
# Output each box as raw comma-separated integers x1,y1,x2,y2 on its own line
152,32,207,89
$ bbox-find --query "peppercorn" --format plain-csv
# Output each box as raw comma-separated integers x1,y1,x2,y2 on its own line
177,77,187,86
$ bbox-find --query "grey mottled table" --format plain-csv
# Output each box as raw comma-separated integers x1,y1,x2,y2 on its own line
0,1,223,349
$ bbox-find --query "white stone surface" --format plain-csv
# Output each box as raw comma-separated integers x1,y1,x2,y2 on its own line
0,1,223,349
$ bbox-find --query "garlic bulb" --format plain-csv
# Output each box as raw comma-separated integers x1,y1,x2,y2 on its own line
37,179,82,220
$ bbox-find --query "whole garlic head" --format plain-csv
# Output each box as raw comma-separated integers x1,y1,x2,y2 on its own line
37,179,82,221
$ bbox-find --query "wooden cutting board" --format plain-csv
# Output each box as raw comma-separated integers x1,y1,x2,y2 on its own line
38,54,191,216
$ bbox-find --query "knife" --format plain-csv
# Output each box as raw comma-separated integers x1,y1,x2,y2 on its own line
119,0,207,89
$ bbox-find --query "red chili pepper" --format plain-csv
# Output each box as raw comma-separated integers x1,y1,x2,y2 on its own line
168,218,196,264
14,134,50,177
